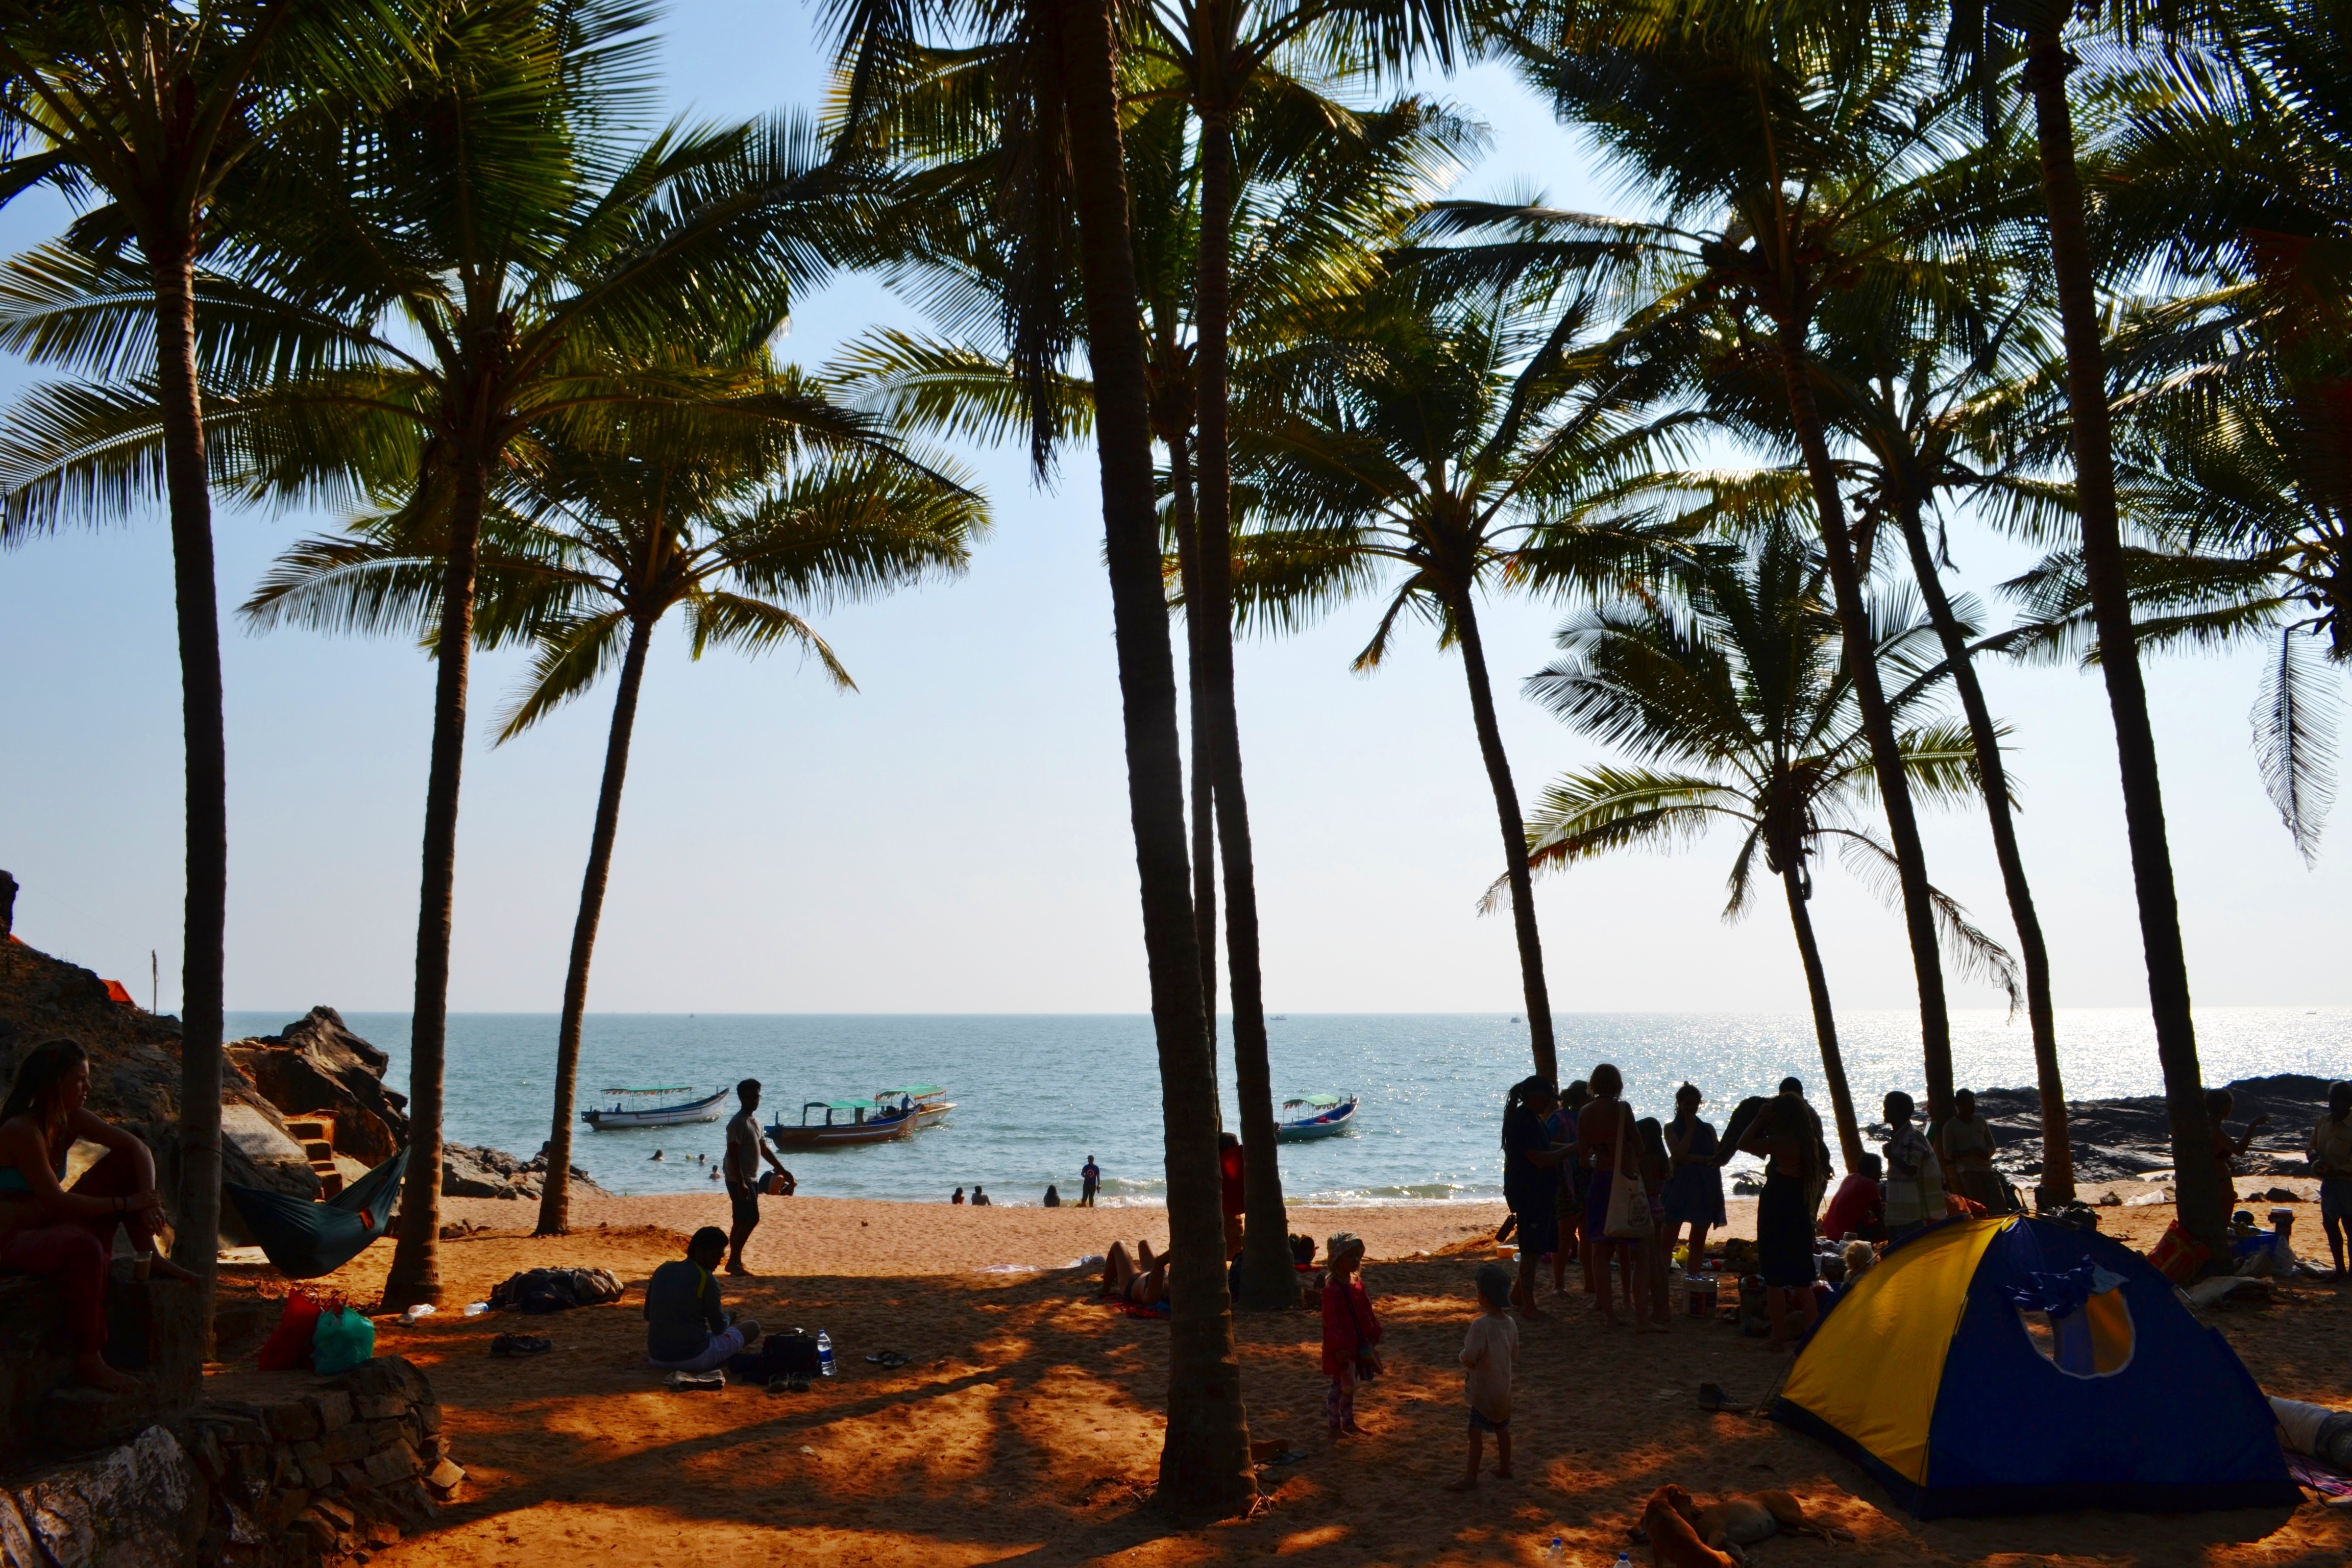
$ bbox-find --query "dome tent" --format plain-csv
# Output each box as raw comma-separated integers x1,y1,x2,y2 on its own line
1772,1214,2299,1518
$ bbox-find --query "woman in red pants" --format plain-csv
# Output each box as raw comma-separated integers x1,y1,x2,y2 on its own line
0,1038,193,1390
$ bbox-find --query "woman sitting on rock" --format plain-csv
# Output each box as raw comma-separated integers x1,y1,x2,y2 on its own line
0,1038,195,1391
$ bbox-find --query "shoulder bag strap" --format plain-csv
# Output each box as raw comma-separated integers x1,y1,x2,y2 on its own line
1617,1104,1634,1180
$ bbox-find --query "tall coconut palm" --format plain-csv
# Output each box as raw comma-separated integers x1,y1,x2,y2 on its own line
1222,271,1699,1060
826,0,1254,1513
838,79,1475,1306
1461,0,2012,1124
0,1,888,1307
0,0,426,1307
240,376,986,1235
1513,522,2018,1167
1943,0,2234,1247
1683,253,2082,1199
1129,0,1489,1301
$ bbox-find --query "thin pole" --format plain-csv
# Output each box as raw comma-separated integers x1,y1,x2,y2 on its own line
152,950,159,1014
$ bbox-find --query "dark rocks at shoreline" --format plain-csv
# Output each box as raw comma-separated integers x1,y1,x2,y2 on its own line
442,1140,609,1201
1861,1074,2340,1184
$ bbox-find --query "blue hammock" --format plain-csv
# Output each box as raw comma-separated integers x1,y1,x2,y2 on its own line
224,1148,408,1278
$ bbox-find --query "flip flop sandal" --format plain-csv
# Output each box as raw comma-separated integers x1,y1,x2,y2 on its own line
489,1334,551,1358
790,1374,811,1393
766,1375,794,1395
864,1351,911,1369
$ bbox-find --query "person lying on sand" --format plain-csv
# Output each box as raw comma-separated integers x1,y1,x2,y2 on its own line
645,1226,761,1374
1101,1240,1169,1306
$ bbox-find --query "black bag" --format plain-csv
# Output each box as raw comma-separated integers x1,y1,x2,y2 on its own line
727,1330,821,1381
489,1266,625,1314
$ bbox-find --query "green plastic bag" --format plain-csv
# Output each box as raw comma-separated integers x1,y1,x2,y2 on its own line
311,1305,377,1376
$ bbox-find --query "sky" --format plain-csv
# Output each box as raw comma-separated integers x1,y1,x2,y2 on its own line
1,4,2344,1021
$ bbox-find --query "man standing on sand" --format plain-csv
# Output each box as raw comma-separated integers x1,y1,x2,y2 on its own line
724,1079,787,1276
1081,1156,1101,1207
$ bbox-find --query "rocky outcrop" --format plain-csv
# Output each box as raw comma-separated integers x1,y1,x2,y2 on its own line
0,936,318,1211
226,1009,409,1164
1871,1074,2339,1184
442,1141,608,1201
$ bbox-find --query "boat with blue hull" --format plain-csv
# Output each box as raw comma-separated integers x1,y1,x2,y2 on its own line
582,1085,729,1129
1276,1093,1358,1141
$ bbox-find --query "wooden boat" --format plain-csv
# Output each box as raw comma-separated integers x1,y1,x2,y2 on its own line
1275,1093,1358,1142
872,1085,956,1126
581,1085,729,1129
767,1099,918,1148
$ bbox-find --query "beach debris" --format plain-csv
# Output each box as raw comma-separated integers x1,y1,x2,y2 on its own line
399,1304,435,1325
663,1370,725,1391
488,1334,551,1358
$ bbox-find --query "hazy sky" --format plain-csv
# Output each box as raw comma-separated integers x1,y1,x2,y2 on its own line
2,4,2343,1020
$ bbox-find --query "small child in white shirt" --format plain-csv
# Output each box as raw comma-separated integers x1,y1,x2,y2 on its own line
1446,1262,1518,1490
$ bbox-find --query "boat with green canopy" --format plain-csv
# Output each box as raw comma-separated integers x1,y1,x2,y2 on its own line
1276,1093,1359,1141
769,1098,917,1148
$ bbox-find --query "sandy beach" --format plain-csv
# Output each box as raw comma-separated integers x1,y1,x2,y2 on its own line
202,1188,2352,1567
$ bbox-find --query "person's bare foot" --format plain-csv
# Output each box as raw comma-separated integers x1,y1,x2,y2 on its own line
153,1257,202,1285
725,1262,754,1277
75,1357,145,1396
1443,1474,1477,1491
1342,1420,1365,1436
733,1318,762,1342
1493,1465,1513,1479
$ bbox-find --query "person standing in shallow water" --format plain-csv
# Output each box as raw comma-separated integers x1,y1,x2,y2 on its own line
1080,1156,1101,1207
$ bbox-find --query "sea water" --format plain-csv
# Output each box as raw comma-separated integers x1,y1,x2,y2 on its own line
225,1008,2348,1206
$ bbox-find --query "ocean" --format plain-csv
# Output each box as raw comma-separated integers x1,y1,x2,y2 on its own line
226,1008,2349,1205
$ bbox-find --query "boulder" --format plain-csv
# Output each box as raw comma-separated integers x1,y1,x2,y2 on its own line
440,1141,608,1200
220,1102,321,1202
6,1424,202,1568
226,1008,409,1163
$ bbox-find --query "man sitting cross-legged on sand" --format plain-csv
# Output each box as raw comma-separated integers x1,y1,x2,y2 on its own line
645,1226,761,1374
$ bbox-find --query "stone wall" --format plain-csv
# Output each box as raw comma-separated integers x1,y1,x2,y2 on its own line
0,1271,205,1470
0,1357,462,1568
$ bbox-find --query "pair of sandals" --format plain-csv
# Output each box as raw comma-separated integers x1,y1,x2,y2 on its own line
489,1334,551,1358
863,1351,911,1370
765,1373,813,1394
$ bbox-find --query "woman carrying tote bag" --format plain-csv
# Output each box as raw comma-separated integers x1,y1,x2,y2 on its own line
1577,1064,1653,1329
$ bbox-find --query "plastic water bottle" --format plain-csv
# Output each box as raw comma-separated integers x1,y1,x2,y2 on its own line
1615,1552,1632,1568
1541,1538,1565,1564
817,1330,836,1377
463,1302,488,1317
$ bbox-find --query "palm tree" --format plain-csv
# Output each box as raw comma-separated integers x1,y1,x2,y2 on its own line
1223,271,1698,1083
0,1,890,1308
1514,522,2019,1167
1130,0,1489,1303
240,377,986,1235
838,80,1476,1307
1466,0,2013,1124
1685,255,2083,1199
825,0,1255,1513
1946,0,2234,1248
0,0,424,1307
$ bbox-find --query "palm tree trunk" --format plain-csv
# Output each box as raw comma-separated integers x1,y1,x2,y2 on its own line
536,614,655,1236
1779,855,1861,1169
1192,90,1292,1313
1167,431,1221,1071
1051,0,1254,1516
2024,30,2220,1251
381,446,489,1312
1775,338,1954,1124
152,242,225,1316
1448,587,1558,1082
1893,497,2072,1203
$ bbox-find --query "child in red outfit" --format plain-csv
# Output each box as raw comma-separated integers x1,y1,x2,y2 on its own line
1320,1233,1382,1436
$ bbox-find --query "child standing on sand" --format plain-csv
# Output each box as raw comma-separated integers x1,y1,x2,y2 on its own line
1320,1234,1381,1437
1447,1263,1517,1490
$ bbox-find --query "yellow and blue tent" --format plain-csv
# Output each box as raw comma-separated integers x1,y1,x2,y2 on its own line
1773,1214,2299,1517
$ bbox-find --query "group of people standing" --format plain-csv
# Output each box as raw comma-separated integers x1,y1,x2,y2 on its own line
1499,1067,1859,1345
